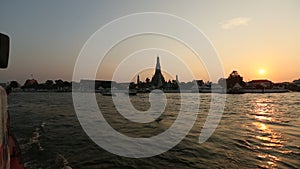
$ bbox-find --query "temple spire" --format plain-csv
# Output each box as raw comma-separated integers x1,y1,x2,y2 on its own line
151,56,165,89
137,74,140,84
156,56,161,70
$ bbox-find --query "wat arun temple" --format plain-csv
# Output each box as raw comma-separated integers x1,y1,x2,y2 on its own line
150,56,166,88
136,56,180,91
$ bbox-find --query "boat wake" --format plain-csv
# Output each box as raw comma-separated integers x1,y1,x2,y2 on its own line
29,122,46,151
56,154,73,169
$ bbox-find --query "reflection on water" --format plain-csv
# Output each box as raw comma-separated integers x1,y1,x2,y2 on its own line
251,98,285,168
257,153,280,169
7,93,300,168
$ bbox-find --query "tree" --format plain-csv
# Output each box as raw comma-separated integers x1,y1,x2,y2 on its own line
226,70,246,89
55,79,64,89
22,79,38,89
129,82,136,89
45,80,54,89
45,80,54,86
9,81,20,88
63,81,71,88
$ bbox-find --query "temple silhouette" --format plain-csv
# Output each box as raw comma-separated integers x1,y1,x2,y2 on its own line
151,56,165,89
135,56,179,91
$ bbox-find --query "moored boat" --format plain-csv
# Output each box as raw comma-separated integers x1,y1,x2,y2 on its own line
243,88,289,93
127,89,137,96
101,88,116,96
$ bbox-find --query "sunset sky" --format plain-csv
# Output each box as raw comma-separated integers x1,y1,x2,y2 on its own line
0,1,299,83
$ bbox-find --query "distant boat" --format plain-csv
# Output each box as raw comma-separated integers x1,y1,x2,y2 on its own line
101,88,115,96
199,89,211,93
227,88,245,94
101,92,115,96
243,88,289,93
126,89,137,96
37,89,49,92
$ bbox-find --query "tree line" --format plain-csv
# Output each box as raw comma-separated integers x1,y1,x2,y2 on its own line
8,79,72,91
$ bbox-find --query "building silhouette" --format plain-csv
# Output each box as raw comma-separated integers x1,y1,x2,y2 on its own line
151,56,165,88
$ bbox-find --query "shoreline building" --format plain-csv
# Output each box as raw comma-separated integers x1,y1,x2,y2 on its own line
151,56,165,89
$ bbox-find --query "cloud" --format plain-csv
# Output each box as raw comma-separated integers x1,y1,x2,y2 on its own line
221,17,251,29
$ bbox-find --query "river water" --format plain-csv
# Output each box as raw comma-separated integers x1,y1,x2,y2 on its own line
7,92,300,169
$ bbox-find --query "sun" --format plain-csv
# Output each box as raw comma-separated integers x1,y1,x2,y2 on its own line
259,69,266,75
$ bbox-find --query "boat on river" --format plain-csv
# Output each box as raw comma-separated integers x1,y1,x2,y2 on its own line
127,89,137,96
101,88,116,96
243,88,289,93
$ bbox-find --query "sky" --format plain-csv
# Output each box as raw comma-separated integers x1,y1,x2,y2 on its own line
0,0,299,84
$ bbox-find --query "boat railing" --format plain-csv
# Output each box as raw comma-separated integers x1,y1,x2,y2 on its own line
0,86,10,169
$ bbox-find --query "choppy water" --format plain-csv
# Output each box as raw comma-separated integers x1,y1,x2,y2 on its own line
8,92,300,169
